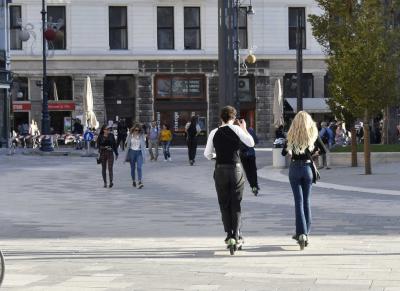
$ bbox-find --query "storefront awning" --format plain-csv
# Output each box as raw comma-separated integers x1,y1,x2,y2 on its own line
285,98,331,113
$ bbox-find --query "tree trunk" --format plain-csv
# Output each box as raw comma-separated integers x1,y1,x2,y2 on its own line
350,125,357,167
363,110,372,175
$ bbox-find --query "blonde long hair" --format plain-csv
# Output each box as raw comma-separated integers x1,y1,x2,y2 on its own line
286,111,318,155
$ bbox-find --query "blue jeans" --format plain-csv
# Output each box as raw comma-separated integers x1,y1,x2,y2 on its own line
288,160,313,236
129,149,143,181
161,141,171,160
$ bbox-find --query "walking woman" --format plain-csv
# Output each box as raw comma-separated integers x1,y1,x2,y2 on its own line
282,111,325,250
125,123,147,189
204,106,254,252
97,125,118,188
160,124,173,161
185,116,201,166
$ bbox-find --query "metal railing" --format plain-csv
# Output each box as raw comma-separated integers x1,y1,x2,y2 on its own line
0,69,12,85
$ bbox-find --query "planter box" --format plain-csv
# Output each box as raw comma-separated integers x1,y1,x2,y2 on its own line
329,152,400,167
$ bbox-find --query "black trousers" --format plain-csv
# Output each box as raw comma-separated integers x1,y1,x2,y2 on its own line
187,138,198,161
214,165,245,239
117,134,127,151
100,150,114,184
240,154,259,188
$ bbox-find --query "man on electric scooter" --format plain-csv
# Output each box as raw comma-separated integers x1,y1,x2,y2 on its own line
204,106,254,254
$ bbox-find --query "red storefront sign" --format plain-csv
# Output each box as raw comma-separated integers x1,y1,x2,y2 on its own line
12,102,32,111
48,102,75,111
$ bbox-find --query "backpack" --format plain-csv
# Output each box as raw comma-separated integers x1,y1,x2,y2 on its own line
187,123,197,139
321,128,329,144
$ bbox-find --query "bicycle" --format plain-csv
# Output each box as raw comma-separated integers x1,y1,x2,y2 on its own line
0,250,5,286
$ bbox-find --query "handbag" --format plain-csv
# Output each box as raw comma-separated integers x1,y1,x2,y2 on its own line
306,150,320,184
96,153,102,164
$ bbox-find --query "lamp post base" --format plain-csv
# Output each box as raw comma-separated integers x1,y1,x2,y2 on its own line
40,136,54,152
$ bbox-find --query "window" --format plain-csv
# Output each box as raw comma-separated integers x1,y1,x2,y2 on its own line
47,6,66,50
238,7,248,49
283,73,313,98
0,50,5,69
12,77,29,101
104,75,135,100
184,7,200,50
324,73,332,98
9,6,22,50
155,75,205,100
47,76,72,100
109,7,128,50
289,7,306,50
157,7,174,50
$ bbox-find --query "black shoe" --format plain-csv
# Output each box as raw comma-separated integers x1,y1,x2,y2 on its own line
251,187,258,196
104,183,107,188
132,181,136,188
109,182,113,188
137,181,144,189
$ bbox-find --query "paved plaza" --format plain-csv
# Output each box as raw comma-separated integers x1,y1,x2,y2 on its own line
0,148,400,290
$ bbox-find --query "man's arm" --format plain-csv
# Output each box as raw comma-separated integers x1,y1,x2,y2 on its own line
228,124,254,147
204,128,217,160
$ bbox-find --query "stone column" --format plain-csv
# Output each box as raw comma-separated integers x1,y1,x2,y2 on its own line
208,75,220,131
137,76,153,125
255,75,273,143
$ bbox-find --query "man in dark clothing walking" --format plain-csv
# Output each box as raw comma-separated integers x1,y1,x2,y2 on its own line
204,106,254,247
239,127,260,196
117,119,128,151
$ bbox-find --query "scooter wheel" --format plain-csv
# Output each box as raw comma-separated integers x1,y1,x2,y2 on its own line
229,245,235,255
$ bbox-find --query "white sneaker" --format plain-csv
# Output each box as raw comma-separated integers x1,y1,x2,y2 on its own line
168,157,172,161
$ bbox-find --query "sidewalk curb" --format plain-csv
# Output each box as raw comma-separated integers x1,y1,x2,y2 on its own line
258,166,400,196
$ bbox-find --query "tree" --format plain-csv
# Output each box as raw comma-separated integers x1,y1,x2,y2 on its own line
309,0,400,174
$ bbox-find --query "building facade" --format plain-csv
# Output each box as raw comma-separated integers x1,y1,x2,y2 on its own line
0,0,12,147
9,0,329,144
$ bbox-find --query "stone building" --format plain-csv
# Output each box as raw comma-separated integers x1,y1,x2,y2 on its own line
9,0,329,144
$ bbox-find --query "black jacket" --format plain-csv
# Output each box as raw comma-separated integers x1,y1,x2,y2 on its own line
97,133,118,156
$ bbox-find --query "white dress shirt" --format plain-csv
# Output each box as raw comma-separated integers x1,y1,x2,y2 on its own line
204,124,255,160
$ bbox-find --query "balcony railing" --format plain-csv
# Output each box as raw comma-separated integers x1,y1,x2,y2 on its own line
0,69,12,85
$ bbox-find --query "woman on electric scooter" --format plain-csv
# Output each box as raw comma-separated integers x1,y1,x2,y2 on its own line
282,111,325,250
204,106,254,253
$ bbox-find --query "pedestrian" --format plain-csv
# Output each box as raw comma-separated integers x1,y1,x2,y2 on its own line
239,126,260,195
275,125,285,139
160,124,172,162
335,122,347,145
318,121,332,169
185,116,201,166
204,106,254,250
142,123,149,148
97,125,118,188
125,123,147,189
148,120,160,161
117,119,128,151
72,119,84,150
281,111,326,250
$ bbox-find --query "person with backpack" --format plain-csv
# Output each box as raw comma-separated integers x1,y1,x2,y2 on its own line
319,122,332,169
185,116,201,166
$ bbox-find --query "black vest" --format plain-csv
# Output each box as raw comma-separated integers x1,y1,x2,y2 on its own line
213,126,241,164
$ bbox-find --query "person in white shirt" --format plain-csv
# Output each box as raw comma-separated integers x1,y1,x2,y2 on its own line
204,106,254,249
125,124,147,189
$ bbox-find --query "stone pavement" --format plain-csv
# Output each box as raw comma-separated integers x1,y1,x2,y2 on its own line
0,148,400,290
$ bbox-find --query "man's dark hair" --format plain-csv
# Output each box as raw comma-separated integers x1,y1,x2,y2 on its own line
220,106,237,123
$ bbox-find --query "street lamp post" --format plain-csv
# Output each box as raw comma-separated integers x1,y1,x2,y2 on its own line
40,0,53,151
296,11,303,113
